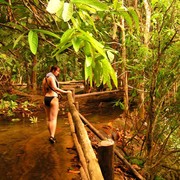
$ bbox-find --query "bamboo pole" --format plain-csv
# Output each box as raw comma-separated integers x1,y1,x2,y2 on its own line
68,112,90,180
67,93,104,180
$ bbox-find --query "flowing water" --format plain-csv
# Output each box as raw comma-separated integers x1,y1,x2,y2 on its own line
0,106,121,180
0,113,79,180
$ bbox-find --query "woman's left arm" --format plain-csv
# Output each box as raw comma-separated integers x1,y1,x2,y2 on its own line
50,77,69,94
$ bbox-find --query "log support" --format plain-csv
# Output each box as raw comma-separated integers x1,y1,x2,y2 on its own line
97,140,114,180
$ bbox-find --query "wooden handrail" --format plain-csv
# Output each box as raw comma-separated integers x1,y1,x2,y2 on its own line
67,92,104,180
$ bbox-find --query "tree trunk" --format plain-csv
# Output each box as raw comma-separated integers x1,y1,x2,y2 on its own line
143,0,152,152
139,0,151,119
31,54,37,93
121,0,129,114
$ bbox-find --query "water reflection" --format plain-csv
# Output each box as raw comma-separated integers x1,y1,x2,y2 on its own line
0,114,79,180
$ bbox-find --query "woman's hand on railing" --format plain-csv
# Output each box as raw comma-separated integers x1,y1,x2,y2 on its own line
67,90,72,94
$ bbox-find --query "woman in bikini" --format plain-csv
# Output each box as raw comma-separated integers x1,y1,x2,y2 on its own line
42,65,71,144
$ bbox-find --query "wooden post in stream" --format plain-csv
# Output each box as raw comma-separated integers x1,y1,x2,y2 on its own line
97,139,114,180
79,113,146,180
67,92,104,180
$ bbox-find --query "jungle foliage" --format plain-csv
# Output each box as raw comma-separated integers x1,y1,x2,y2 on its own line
0,0,179,179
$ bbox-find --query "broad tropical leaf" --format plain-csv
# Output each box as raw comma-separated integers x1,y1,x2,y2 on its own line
34,29,60,39
85,62,92,82
28,30,38,55
120,11,133,29
85,56,92,67
46,0,62,14
78,29,107,58
62,2,73,22
72,37,82,52
60,28,75,45
101,58,117,88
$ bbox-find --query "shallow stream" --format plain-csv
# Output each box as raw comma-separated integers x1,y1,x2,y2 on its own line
0,107,121,180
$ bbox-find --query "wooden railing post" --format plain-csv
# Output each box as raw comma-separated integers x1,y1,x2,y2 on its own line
67,92,104,180
97,140,114,180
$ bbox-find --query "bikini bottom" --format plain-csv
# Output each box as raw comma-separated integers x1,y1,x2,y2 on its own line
44,96,56,107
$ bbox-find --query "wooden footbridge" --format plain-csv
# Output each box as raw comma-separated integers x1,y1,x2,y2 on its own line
66,87,145,180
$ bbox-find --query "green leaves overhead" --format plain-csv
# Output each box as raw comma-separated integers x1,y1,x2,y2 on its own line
128,7,139,32
46,0,73,22
28,30,38,55
72,37,82,52
79,29,106,58
62,2,73,22
46,0,62,14
0,0,8,4
71,0,108,11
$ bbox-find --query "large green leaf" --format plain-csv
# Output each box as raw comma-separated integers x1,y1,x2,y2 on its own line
76,4,96,14
85,56,92,67
78,29,107,58
93,60,102,86
72,37,82,52
62,2,73,22
101,58,117,88
61,28,75,45
78,10,97,32
46,0,62,14
84,42,92,56
28,30,38,55
71,0,108,11
120,11,133,29
84,63,92,82
33,29,60,39
55,1,65,20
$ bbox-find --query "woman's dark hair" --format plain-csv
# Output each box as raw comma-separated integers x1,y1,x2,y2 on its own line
50,65,60,72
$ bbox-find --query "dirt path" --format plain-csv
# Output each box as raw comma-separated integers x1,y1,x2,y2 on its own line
0,114,80,180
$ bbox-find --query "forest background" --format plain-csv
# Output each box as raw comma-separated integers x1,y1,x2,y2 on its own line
0,0,179,179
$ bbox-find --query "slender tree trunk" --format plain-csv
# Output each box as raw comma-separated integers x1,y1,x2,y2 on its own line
31,54,37,93
143,0,154,179
139,0,151,120
134,0,138,9
121,0,129,114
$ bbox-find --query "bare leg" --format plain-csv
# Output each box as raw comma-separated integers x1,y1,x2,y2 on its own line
48,97,59,138
45,97,59,143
